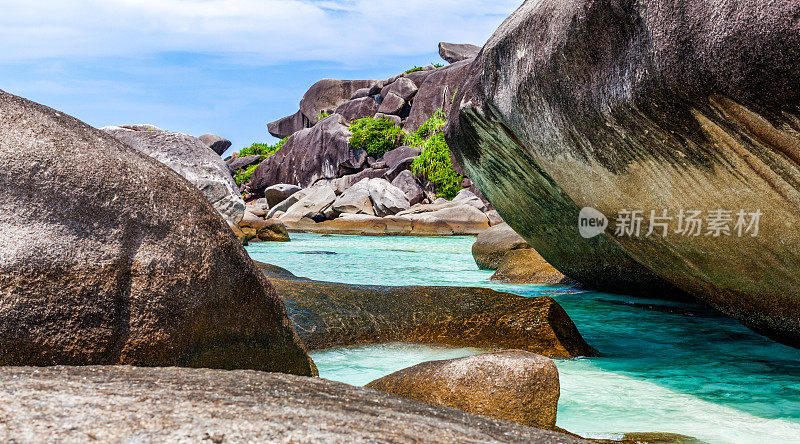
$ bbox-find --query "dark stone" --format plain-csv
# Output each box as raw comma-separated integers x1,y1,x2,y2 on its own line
198,134,232,155
377,92,406,116
264,184,302,208
299,79,377,124
367,82,385,96
387,77,419,101
226,154,261,172
384,157,415,182
405,69,436,88
382,145,421,170
391,170,425,205
0,366,588,443
446,0,800,342
257,262,596,358
438,42,481,63
334,97,380,123
366,351,560,430
251,114,365,193
405,59,472,132
267,110,310,139
350,87,371,100
472,223,531,270
0,90,316,375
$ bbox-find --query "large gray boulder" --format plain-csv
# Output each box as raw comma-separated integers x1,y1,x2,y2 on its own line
299,79,378,125
0,90,316,375
102,126,245,226
267,110,310,139
332,178,375,216
405,59,473,132
383,145,421,170
281,185,337,223
0,366,587,443
226,154,260,172
391,170,425,206
473,223,531,270
198,134,232,156
368,178,411,216
367,351,560,430
264,184,302,208
446,0,800,344
438,42,481,63
334,96,380,123
251,114,365,192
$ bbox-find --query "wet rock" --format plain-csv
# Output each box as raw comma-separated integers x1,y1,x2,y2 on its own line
334,96,380,123
267,110,310,139
0,90,315,375
473,223,531,270
102,125,245,227
446,0,800,339
258,262,596,358
198,134,232,156
264,184,302,208
332,178,375,216
300,79,378,125
251,114,365,191
368,178,411,216
492,250,574,285
366,351,560,429
438,42,481,63
0,366,587,443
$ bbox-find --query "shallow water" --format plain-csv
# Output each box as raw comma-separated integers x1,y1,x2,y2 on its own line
247,233,800,443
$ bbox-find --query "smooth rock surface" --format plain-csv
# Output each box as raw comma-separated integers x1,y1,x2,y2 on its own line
0,366,587,443
406,59,472,132
473,223,531,270
446,0,800,341
264,184,303,208
299,79,377,124
366,351,560,430
332,178,375,216
198,134,232,156
258,262,595,358
391,170,426,206
0,90,315,375
368,178,411,216
227,154,261,172
267,110,310,139
281,185,336,223
491,250,574,285
334,96,380,123
377,92,406,116
102,125,246,226
438,42,481,63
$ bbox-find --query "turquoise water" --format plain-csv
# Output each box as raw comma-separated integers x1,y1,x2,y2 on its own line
247,233,800,443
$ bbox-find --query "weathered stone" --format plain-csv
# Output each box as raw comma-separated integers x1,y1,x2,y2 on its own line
102,125,246,227
446,0,800,338
267,110,310,139
406,59,473,132
0,366,587,443
383,145,421,170
374,112,402,126
387,77,419,102
258,262,595,358
486,209,504,226
281,185,337,223
198,134,232,156
257,219,291,242
473,223,531,270
264,184,302,208
246,203,269,217
332,178,375,216
267,188,309,219
452,188,488,212
492,250,574,285
251,114,365,192
350,87,372,100
384,157,415,182
403,204,490,235
405,69,436,88
0,90,315,375
368,178,411,216
334,97,380,123
299,79,378,124
330,168,388,194
438,42,481,63
367,351,560,430
377,92,406,116
226,154,261,172
391,170,425,206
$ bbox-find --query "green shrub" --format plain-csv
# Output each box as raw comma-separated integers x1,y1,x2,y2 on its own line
407,109,463,200
238,137,287,159
316,111,331,121
234,163,259,186
405,63,444,74
348,117,406,157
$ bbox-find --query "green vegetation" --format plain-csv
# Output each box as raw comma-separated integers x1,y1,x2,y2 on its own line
406,109,463,200
315,111,332,121
231,137,288,186
234,163,259,186
405,63,445,74
348,117,406,157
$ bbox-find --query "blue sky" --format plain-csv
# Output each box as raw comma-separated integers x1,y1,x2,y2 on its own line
0,0,520,155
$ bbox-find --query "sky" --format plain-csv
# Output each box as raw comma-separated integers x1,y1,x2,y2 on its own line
0,0,521,156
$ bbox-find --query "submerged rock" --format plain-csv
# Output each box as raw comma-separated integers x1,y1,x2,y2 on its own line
366,351,560,430
446,0,800,343
102,125,245,227
0,366,587,443
473,223,531,270
257,262,595,358
0,90,315,375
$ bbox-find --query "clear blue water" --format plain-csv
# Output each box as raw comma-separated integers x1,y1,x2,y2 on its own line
247,233,800,443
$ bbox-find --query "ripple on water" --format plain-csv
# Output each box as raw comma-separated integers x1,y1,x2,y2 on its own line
247,233,800,444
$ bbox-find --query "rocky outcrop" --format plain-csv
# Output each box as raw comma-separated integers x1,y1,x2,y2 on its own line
239,212,291,242
263,184,302,208
0,366,588,443
446,0,800,344
251,114,364,192
0,90,315,375
368,178,411,216
492,250,574,285
438,42,481,64
281,185,336,223
258,263,595,358
226,154,260,172
102,125,246,227
366,351,560,430
198,134,231,156
473,223,532,270
405,59,473,132
332,178,375,215
392,170,425,205
299,79,378,125
334,96,380,123
267,110,310,139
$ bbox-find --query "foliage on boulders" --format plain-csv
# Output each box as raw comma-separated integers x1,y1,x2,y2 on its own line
348,116,405,157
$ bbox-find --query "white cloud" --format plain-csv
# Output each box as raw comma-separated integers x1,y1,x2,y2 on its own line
0,0,521,64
